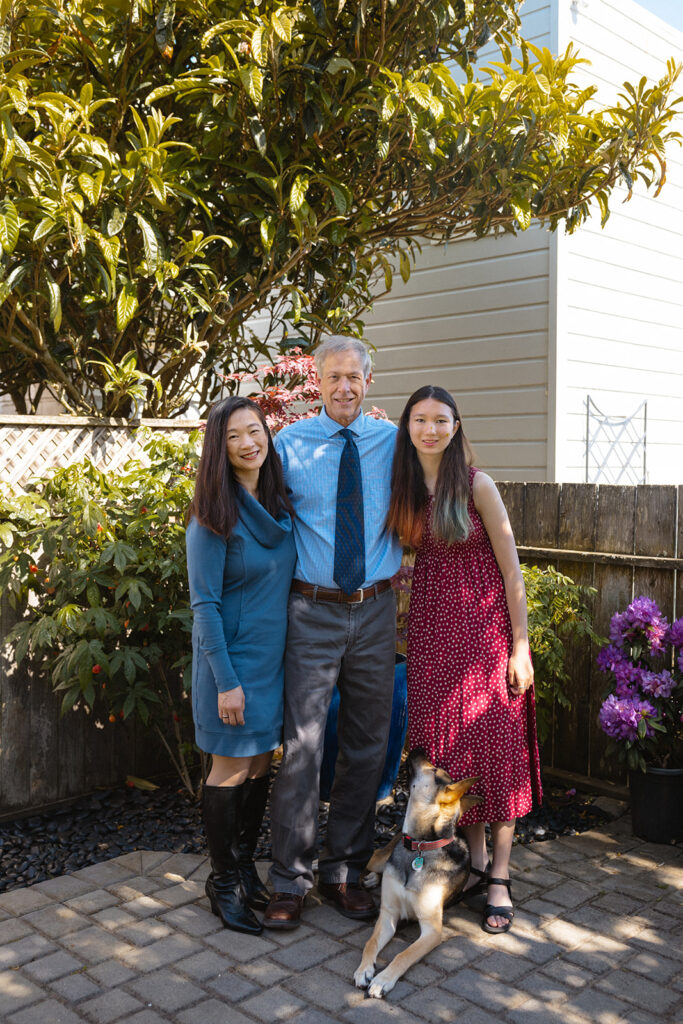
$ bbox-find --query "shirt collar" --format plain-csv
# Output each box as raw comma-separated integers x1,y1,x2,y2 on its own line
318,405,366,438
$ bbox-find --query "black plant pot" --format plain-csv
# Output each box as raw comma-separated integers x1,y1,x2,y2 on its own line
629,766,683,844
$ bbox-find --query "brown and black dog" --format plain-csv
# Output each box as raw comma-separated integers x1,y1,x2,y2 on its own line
354,750,482,999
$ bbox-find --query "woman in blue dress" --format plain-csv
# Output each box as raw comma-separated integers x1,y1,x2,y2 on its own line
186,396,296,935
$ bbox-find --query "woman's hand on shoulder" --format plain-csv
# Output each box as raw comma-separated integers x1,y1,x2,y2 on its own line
508,645,534,697
217,686,245,726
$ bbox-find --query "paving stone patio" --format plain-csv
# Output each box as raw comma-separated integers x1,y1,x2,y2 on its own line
1,809,681,1024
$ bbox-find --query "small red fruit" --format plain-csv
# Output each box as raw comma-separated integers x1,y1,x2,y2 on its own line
173,713,180,722
92,664,101,675
141,624,149,632
119,710,124,719
97,524,103,532
29,564,38,573
108,713,116,723
126,779,134,787
141,506,148,513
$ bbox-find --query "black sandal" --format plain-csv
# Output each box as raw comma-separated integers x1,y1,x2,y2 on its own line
458,861,491,911
482,877,514,934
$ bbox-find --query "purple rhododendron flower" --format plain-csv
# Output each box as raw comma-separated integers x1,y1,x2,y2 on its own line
613,660,644,698
598,694,657,742
640,670,675,700
609,611,629,647
596,645,623,673
609,597,669,653
669,617,683,650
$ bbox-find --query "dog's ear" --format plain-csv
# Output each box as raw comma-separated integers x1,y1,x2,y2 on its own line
459,793,484,813
438,775,481,806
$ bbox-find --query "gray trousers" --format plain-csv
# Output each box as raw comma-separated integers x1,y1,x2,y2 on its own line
268,587,397,895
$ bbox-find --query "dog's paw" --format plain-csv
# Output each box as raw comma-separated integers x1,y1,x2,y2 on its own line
362,871,380,889
353,964,375,989
367,970,396,999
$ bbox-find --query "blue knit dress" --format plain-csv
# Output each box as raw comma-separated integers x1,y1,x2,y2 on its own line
186,488,296,756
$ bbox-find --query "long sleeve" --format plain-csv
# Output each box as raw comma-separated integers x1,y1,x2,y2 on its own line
186,518,240,693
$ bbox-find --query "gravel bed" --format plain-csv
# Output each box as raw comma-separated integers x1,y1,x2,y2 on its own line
0,765,609,894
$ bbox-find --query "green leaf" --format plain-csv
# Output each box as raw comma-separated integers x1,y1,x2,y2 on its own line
107,207,126,237
289,175,308,212
33,217,56,242
271,10,292,43
0,522,13,547
399,249,411,284
511,197,531,230
324,179,351,215
239,65,264,106
116,281,138,332
260,216,275,253
326,57,354,75
251,26,266,65
135,212,161,274
0,198,20,254
128,581,141,609
45,275,62,331
406,81,432,110
86,582,100,608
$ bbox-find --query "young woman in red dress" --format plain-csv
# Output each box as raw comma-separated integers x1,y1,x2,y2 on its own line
387,385,542,934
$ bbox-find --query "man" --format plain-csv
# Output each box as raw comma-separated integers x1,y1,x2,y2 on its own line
264,335,402,928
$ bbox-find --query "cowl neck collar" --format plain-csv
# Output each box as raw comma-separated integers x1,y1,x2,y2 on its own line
238,486,292,549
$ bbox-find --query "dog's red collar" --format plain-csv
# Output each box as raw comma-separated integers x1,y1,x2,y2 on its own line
402,835,455,853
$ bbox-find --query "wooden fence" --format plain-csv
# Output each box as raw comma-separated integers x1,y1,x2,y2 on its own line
1,420,680,815
498,482,682,786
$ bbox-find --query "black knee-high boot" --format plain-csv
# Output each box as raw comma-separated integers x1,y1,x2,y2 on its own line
238,775,270,910
202,784,262,934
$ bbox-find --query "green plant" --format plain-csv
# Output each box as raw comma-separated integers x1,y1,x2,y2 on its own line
0,431,201,793
523,564,601,745
0,1,680,416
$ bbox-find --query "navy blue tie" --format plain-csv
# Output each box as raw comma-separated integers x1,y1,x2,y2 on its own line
333,428,365,595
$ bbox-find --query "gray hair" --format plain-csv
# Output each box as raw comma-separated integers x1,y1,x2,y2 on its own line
314,335,372,379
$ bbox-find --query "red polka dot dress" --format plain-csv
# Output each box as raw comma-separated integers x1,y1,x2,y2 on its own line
407,467,542,825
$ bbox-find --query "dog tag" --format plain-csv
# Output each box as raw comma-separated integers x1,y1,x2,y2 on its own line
412,855,424,871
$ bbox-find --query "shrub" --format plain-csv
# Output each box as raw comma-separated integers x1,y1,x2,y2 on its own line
523,564,601,745
0,431,200,794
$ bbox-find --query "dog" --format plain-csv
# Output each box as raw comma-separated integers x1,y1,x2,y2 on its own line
354,749,482,999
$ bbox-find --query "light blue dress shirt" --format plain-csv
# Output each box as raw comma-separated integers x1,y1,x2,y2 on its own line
274,406,402,588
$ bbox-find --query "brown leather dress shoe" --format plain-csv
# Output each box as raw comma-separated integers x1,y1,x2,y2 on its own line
317,881,377,920
263,892,304,930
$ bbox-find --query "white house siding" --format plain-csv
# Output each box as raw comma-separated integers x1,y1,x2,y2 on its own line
366,3,554,481
365,228,551,481
553,0,683,483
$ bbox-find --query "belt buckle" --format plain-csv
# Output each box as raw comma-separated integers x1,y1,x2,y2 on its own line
357,586,364,603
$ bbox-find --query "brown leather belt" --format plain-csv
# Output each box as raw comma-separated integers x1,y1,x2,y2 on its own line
290,578,392,604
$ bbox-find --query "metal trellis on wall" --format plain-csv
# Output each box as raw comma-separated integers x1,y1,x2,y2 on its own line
584,395,647,485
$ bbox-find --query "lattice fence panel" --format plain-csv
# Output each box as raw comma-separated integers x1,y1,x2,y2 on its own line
0,416,200,495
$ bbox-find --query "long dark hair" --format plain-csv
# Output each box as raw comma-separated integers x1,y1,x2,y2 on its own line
188,396,293,537
387,385,473,548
